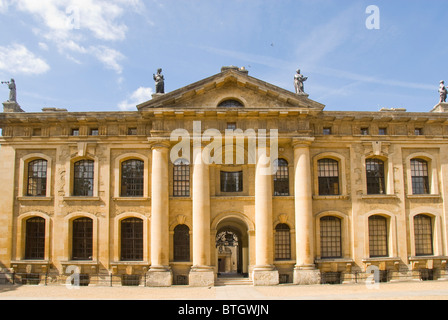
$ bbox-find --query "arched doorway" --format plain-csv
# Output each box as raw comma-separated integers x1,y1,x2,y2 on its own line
214,215,250,278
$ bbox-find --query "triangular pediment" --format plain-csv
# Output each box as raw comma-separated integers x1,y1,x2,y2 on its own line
137,66,325,111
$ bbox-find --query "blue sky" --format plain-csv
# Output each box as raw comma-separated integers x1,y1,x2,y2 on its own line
0,0,446,113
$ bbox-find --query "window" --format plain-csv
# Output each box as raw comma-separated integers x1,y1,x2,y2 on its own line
27,159,47,197
411,159,429,195
121,159,144,197
218,99,244,108
318,159,340,196
323,127,332,135
366,158,385,194
368,215,388,257
221,171,243,192
173,224,190,261
414,214,433,256
414,128,423,136
320,216,342,258
73,160,94,196
274,159,289,196
128,127,137,136
71,128,80,136
90,128,99,136
379,128,387,135
72,218,93,260
25,217,45,260
226,122,237,130
120,218,143,261
361,127,369,135
32,128,42,136
275,224,291,260
173,159,190,197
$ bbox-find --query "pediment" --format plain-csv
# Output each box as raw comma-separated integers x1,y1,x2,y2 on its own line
137,67,325,112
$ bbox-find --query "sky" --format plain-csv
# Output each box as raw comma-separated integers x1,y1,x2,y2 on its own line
0,0,446,113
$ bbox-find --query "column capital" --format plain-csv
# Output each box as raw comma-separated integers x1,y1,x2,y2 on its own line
292,137,315,148
147,137,170,149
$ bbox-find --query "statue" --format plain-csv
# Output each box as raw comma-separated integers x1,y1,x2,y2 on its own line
294,69,308,94
153,68,165,94
439,80,447,103
1,78,16,102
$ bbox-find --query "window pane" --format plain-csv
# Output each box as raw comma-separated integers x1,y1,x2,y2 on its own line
173,159,190,197
220,171,243,192
174,224,190,261
121,218,143,261
414,215,433,256
368,215,388,257
275,224,291,260
318,159,339,195
25,217,45,260
121,159,144,197
72,218,93,260
411,159,429,195
320,216,342,258
274,159,289,196
73,160,94,196
366,159,385,194
27,159,47,197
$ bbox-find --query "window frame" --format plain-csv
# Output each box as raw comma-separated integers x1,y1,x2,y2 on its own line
173,159,190,197
26,159,48,197
317,158,340,196
120,159,145,197
73,159,95,197
173,224,191,262
274,223,291,261
72,217,93,261
220,171,243,193
413,214,434,256
320,216,342,259
120,217,144,261
273,158,290,196
24,217,46,260
368,215,389,258
365,158,386,195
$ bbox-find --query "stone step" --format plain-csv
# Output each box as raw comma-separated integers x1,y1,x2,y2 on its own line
215,278,253,286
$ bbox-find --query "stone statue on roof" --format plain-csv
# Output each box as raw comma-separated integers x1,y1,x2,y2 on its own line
1,78,16,102
153,68,165,94
439,80,447,103
294,69,308,95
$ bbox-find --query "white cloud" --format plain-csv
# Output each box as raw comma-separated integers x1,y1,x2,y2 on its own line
118,87,153,111
89,45,125,74
0,43,50,75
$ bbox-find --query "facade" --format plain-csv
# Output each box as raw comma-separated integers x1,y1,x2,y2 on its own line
1,66,448,286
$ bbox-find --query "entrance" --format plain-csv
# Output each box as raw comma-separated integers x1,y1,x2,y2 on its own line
215,216,249,278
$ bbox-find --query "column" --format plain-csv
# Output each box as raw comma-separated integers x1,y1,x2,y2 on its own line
189,144,214,286
293,138,321,285
252,146,279,285
147,141,172,286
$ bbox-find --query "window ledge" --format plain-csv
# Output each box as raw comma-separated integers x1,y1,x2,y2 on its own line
273,260,296,265
407,194,440,199
60,260,99,266
315,258,354,264
313,195,349,200
362,257,401,263
360,194,398,200
110,261,150,266
17,196,53,201
113,197,150,201
63,196,100,201
11,260,51,266
408,255,448,261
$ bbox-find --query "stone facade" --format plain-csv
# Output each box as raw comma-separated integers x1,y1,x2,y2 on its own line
1,66,448,286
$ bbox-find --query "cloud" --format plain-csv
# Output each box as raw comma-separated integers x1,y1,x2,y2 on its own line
118,87,153,111
0,43,50,75
88,45,125,74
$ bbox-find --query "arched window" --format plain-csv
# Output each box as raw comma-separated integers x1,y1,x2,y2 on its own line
218,99,244,108
366,159,385,195
27,159,47,197
320,216,342,258
25,217,45,260
411,159,429,195
72,217,93,260
368,215,388,257
173,159,190,197
274,159,289,196
173,224,190,261
120,218,143,261
121,159,144,197
318,159,340,195
275,224,291,260
73,160,94,196
414,214,433,256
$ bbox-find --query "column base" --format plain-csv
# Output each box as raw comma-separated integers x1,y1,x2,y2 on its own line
252,265,279,286
146,266,172,287
189,266,215,287
293,265,321,285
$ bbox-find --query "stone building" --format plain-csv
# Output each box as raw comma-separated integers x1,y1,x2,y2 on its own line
1,66,448,287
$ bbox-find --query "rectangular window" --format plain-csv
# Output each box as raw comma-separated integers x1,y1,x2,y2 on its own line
379,128,387,135
173,160,190,197
320,217,342,258
226,122,237,130
90,128,99,136
323,127,332,135
73,160,94,196
361,127,369,135
411,159,430,195
368,216,388,257
71,129,80,136
128,127,137,136
414,215,433,256
27,160,47,197
366,159,385,194
415,128,423,136
72,218,93,260
25,217,45,260
318,159,340,195
220,171,243,193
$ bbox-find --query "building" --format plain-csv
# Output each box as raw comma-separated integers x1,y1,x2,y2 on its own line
1,66,448,287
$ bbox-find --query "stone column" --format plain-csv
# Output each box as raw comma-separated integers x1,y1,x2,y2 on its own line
147,141,172,286
253,146,279,286
189,144,214,286
293,138,320,285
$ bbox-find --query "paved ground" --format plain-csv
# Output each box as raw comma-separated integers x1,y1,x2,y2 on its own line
0,280,448,300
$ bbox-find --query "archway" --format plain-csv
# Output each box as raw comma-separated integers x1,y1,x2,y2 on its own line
215,215,250,278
